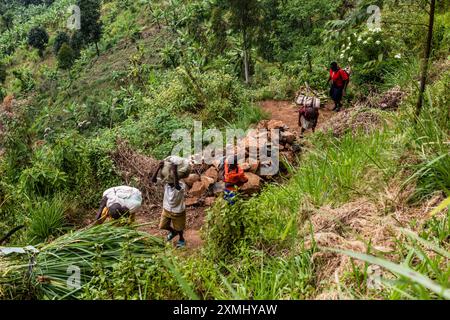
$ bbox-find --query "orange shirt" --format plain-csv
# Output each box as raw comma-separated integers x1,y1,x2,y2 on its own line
224,163,248,191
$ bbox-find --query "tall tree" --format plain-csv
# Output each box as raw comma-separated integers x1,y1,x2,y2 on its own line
77,0,103,57
221,0,262,84
27,26,49,58
416,0,436,117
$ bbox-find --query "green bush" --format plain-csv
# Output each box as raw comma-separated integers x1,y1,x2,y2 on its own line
204,197,260,261
57,43,75,70
53,31,70,55
26,195,67,243
11,67,35,92
27,26,49,58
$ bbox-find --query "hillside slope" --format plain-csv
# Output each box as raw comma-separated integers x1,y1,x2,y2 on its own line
0,0,448,300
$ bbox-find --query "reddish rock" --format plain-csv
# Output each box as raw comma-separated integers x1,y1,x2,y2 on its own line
241,172,261,194
259,160,276,176
281,131,296,145
189,181,207,197
245,135,259,149
183,173,200,188
204,167,219,182
267,120,288,131
212,158,222,169
201,175,215,189
257,120,269,130
186,197,200,207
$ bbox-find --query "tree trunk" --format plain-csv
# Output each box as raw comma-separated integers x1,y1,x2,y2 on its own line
416,0,436,118
243,27,250,84
95,42,100,57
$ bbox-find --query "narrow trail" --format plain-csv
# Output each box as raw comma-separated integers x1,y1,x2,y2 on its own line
260,100,337,133
135,100,339,252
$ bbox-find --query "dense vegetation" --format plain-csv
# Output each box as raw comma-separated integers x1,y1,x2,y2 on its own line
0,0,449,300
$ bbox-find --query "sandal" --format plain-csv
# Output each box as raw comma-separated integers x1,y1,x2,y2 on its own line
166,232,177,242
176,240,186,248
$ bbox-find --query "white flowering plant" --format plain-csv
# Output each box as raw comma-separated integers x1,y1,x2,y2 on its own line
326,25,406,86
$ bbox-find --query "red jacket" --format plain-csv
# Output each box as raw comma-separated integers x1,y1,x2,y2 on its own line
329,68,349,88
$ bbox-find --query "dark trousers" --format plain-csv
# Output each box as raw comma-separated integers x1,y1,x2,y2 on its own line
330,85,344,109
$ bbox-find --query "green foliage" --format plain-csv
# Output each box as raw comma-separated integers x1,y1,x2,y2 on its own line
53,31,70,55
11,66,35,92
0,0,448,301
69,30,84,58
150,68,262,127
77,0,102,54
204,197,260,261
57,43,75,70
18,160,68,196
0,62,7,83
252,63,301,100
215,250,316,299
81,254,188,300
404,71,450,201
0,85,6,101
0,11,14,32
0,224,164,300
27,26,49,57
335,222,450,300
26,195,67,243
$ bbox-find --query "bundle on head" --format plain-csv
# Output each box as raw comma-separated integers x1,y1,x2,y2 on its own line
0,224,164,300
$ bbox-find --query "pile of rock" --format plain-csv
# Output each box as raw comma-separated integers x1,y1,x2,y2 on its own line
183,119,301,207
111,119,301,208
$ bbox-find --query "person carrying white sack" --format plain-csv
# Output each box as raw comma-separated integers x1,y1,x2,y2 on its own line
151,155,192,184
95,186,143,225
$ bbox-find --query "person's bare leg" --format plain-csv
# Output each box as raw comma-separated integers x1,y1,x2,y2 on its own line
166,227,178,235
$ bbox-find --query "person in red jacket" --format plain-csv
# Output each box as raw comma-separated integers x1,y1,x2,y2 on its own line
328,62,349,112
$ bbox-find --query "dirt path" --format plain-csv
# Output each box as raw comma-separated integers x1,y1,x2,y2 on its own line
135,206,206,251
134,100,338,252
260,100,336,133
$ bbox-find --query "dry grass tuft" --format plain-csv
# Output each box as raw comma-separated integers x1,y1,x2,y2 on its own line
302,182,445,299
111,140,163,207
320,107,384,138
